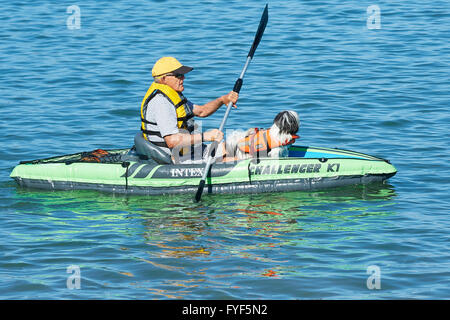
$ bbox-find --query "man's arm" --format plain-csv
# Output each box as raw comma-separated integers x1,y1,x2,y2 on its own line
193,91,238,117
164,130,223,149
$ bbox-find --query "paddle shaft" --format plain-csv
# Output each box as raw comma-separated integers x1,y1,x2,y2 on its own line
219,57,251,132
194,57,250,199
194,5,268,202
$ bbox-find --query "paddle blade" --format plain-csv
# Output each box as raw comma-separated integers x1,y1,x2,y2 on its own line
194,179,206,202
248,4,269,59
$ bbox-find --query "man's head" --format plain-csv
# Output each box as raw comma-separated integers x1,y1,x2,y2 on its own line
152,57,193,92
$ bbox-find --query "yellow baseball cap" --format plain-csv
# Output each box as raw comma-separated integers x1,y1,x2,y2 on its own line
151,57,193,77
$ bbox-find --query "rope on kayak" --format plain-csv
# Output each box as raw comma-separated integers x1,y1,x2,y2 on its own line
19,149,127,165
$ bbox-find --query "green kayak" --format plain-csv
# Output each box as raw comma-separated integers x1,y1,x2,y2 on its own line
10,145,396,196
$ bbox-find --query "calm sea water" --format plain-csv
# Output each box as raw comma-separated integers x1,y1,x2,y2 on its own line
1,0,449,299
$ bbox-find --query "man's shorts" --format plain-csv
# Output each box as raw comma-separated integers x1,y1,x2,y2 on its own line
175,143,220,164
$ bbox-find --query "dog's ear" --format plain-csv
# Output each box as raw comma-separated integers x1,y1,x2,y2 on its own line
274,111,299,134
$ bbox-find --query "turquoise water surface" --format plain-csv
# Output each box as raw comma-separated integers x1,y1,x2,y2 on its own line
1,0,449,299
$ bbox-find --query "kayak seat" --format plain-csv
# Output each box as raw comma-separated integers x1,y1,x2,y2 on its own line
134,132,172,164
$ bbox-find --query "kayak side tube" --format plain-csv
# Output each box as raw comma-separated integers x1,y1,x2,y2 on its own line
127,157,396,188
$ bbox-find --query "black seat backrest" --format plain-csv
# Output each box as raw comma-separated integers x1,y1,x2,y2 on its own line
134,132,172,164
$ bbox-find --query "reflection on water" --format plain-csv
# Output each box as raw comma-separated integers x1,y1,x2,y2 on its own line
6,182,397,298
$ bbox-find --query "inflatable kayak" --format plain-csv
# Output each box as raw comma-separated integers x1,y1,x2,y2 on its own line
10,144,396,196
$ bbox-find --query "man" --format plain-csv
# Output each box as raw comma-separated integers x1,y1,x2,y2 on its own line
140,56,238,163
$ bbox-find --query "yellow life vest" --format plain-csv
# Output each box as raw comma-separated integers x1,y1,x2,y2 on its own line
140,82,193,144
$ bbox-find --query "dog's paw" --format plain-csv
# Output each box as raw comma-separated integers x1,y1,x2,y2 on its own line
246,128,258,136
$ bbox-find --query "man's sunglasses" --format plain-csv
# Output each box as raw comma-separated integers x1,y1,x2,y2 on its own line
165,73,185,79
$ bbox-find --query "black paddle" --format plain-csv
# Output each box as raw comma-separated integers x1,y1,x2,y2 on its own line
194,4,269,202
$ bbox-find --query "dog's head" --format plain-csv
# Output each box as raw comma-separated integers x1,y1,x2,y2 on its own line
273,110,299,135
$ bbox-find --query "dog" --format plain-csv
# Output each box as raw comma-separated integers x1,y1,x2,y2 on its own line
225,110,300,160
